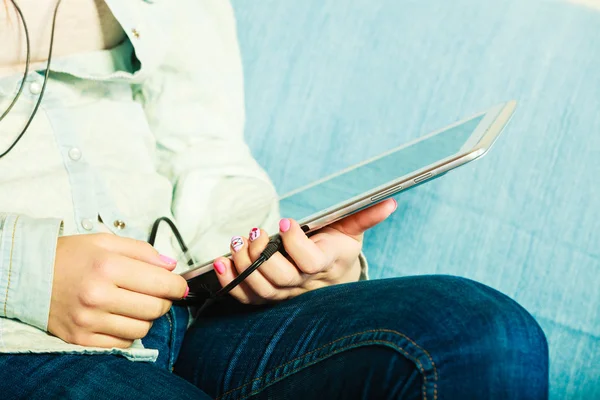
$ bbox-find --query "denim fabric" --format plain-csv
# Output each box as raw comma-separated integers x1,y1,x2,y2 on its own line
231,0,600,398
0,276,547,399
140,305,190,372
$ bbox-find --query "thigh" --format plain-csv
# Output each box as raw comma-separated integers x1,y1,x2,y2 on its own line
0,352,210,400
174,275,548,400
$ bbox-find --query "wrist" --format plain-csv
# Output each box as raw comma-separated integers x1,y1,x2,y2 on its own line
349,256,362,282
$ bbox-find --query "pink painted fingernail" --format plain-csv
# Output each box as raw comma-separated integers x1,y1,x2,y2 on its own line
231,236,244,252
183,286,190,299
249,227,261,241
279,218,291,233
214,260,226,275
159,254,177,265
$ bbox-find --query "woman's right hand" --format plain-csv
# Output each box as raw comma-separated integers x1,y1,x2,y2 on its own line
48,233,188,349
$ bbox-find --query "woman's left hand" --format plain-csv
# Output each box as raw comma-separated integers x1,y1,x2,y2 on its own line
214,198,397,304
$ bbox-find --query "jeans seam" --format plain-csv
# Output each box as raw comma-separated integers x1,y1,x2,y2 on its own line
238,340,426,400
216,328,438,400
166,309,175,371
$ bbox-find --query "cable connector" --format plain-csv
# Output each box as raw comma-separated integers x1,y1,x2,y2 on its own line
185,235,284,317
213,235,283,298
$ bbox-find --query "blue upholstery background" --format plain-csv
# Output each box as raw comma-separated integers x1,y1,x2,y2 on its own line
231,0,600,398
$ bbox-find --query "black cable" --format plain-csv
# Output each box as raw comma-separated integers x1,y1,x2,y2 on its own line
0,0,63,159
152,217,284,312
212,235,282,298
179,235,283,315
1,2,281,316
0,0,29,121
147,216,195,266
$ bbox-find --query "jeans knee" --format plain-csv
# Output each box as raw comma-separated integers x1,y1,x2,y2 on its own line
458,276,547,358
356,275,548,366
430,275,549,395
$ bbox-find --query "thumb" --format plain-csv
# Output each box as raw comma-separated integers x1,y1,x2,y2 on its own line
329,198,397,239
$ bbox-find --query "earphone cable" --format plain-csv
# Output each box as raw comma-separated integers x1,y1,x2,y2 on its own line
0,0,29,121
0,0,63,159
2,2,281,316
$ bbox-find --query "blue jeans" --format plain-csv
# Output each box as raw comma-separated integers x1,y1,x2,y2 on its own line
0,275,548,399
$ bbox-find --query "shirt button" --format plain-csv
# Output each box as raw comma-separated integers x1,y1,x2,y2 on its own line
114,220,126,229
68,147,82,161
81,219,94,231
29,81,42,95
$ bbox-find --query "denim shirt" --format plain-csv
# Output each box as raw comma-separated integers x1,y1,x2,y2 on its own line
0,0,282,362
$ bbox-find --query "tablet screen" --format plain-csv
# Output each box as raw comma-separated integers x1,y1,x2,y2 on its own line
279,114,485,221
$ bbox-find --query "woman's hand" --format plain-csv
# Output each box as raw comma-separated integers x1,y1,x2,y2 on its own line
214,198,397,304
48,234,188,349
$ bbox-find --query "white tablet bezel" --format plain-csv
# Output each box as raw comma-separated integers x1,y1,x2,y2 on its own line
181,101,516,280
290,100,516,233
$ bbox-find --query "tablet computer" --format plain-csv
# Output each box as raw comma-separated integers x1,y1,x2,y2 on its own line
181,101,516,293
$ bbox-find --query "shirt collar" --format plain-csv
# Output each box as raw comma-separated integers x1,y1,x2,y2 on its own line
0,0,172,96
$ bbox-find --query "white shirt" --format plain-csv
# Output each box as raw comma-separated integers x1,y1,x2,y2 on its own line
0,0,280,362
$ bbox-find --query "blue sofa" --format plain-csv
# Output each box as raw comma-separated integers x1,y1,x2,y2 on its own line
232,0,600,398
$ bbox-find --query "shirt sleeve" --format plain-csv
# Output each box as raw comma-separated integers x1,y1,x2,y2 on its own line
0,213,63,332
136,0,280,265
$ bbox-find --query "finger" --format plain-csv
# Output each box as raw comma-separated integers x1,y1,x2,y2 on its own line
95,234,177,270
329,198,397,239
104,287,172,321
256,253,307,288
213,257,264,304
247,227,265,248
278,218,332,275
247,228,305,287
229,236,284,302
94,314,153,341
74,333,134,349
108,255,188,300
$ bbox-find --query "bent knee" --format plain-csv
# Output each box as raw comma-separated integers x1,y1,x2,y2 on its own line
412,275,547,352
411,275,549,392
